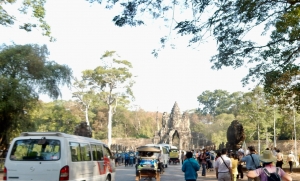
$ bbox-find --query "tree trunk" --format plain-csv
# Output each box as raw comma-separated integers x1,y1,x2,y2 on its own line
107,104,113,148
85,106,90,126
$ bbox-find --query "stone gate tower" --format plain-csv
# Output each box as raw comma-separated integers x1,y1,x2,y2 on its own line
153,102,192,150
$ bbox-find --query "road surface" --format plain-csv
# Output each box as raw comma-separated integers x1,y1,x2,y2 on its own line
1,164,299,181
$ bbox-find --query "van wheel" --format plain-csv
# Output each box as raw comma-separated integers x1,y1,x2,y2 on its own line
105,175,111,181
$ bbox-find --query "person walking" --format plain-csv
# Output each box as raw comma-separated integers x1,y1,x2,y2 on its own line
240,146,261,181
287,151,296,174
210,151,216,171
200,149,208,176
230,153,239,181
215,148,232,181
181,150,186,165
275,149,284,168
182,151,200,181
237,150,244,179
247,150,292,181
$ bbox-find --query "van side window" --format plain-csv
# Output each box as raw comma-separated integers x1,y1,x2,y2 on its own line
96,145,103,161
80,143,91,161
103,146,112,158
91,144,97,161
69,142,81,162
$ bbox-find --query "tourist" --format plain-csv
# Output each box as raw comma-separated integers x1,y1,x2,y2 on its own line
210,150,216,171
230,153,238,181
206,149,213,171
239,146,261,181
196,150,199,162
287,151,297,174
245,147,250,155
216,151,222,160
197,149,203,164
129,151,134,166
247,150,292,181
238,146,244,154
215,148,232,181
199,149,208,176
181,150,186,165
237,150,244,179
124,152,129,166
275,149,284,168
182,151,200,181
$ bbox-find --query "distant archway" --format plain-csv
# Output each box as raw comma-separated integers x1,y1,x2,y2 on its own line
172,130,180,148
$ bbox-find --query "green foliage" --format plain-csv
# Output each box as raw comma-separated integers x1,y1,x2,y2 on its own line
197,90,230,117
1,0,54,40
0,44,72,146
82,51,135,147
87,0,300,103
32,101,82,133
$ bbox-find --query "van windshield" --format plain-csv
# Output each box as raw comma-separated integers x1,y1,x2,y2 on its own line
10,139,61,161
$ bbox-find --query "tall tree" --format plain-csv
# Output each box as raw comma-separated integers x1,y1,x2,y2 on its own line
0,44,72,146
1,0,53,40
227,91,244,118
82,51,135,148
88,0,300,100
72,77,97,126
197,89,230,118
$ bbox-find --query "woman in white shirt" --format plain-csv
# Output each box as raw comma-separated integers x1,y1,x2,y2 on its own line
287,151,296,173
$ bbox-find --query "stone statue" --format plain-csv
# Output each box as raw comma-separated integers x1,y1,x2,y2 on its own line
182,111,190,130
226,120,246,151
162,112,168,128
74,121,92,138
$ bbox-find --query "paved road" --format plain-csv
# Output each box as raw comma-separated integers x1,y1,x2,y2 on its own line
116,164,300,181
0,165,299,181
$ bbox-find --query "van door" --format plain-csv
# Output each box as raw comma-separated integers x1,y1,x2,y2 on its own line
90,144,104,181
6,138,63,181
102,145,115,179
69,142,93,181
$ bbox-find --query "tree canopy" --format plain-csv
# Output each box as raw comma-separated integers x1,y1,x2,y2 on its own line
1,0,53,40
88,0,300,100
0,44,72,146
82,50,135,147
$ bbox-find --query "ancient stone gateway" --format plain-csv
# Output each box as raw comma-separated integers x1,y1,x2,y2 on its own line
153,102,192,150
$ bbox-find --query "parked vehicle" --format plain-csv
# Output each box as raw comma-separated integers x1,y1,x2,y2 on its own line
145,144,169,168
3,132,115,181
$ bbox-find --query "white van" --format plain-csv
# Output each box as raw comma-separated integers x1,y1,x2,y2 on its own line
145,144,169,168
3,132,115,181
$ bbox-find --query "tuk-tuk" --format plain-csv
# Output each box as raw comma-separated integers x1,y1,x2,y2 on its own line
135,146,161,181
168,146,179,164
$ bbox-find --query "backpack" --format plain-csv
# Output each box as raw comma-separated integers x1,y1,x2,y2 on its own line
262,167,281,181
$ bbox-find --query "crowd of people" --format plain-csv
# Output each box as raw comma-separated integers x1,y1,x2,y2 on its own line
113,150,137,167
181,146,297,181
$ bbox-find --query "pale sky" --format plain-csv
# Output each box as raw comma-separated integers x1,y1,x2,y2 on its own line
1,0,255,113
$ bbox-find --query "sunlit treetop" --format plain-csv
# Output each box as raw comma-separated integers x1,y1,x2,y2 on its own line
88,0,300,101
0,0,54,41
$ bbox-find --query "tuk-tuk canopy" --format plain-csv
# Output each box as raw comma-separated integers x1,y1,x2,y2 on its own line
137,146,161,153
